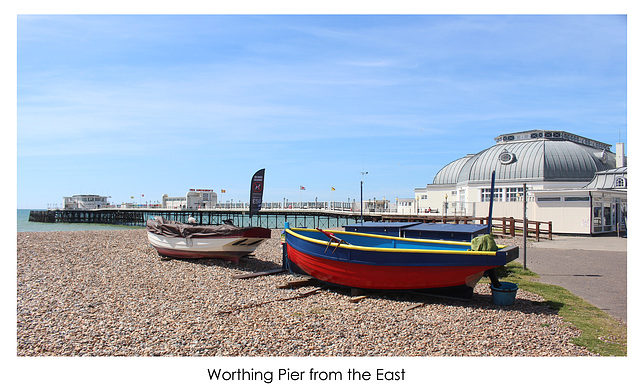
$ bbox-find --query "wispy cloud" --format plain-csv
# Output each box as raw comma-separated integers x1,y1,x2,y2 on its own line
17,15,627,207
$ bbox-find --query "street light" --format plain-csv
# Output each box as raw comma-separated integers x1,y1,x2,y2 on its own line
360,171,368,224
522,183,528,270
444,194,448,217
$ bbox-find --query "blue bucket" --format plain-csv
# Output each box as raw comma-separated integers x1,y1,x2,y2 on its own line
490,282,518,306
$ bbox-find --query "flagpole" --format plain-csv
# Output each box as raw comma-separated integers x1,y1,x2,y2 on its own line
330,187,333,210
360,171,368,224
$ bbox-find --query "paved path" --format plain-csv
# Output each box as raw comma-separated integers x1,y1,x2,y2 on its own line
522,235,627,323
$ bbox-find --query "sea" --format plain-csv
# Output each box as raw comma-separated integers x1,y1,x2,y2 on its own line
17,209,145,233
17,209,359,232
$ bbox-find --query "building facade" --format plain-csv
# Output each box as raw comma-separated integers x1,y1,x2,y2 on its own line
63,194,110,209
162,189,218,209
416,130,627,234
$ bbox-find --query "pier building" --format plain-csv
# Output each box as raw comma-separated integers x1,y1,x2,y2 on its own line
416,130,627,234
162,189,218,209
63,194,110,209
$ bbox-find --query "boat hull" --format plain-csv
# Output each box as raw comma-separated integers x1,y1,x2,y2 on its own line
284,227,518,290
286,244,490,289
147,228,270,261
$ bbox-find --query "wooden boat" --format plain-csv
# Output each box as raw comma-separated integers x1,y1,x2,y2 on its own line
283,223,519,290
146,217,271,261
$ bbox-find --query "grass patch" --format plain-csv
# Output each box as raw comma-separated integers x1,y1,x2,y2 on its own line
487,261,627,356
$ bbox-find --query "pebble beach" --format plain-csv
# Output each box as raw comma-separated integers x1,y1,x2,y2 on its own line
17,229,594,357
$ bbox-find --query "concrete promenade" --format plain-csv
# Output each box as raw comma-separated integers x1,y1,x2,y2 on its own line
524,234,627,323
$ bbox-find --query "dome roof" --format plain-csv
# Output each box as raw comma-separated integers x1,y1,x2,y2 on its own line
432,155,472,184
433,130,617,185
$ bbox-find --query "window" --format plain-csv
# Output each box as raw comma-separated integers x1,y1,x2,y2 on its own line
537,197,562,202
499,151,516,165
505,187,524,202
481,188,503,202
614,177,626,188
565,196,590,202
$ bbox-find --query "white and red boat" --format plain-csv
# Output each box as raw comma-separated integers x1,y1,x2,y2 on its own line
146,217,271,262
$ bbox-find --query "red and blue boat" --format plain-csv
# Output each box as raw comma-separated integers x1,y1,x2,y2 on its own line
283,223,519,290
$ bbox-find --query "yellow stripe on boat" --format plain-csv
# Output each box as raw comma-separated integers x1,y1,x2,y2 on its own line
285,228,499,256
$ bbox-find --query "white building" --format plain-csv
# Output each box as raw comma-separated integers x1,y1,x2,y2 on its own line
530,167,627,234
162,189,218,209
396,198,416,215
416,130,627,234
63,194,110,209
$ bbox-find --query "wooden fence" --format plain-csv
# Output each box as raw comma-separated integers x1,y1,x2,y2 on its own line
476,217,552,241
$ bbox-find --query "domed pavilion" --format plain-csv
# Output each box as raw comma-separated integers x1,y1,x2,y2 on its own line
412,130,627,234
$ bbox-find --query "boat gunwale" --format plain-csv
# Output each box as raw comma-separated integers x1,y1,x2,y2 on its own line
285,227,501,256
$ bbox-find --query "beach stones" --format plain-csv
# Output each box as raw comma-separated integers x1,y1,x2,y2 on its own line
17,230,592,356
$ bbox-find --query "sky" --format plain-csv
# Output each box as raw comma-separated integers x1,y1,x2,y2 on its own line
16,14,627,209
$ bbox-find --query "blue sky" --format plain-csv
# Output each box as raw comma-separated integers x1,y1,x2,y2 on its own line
16,14,627,209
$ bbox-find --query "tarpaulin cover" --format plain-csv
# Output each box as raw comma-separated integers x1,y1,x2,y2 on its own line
146,216,249,238
470,234,499,251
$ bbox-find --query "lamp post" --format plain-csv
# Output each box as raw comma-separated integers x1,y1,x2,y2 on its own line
444,194,448,217
523,183,528,270
360,171,368,224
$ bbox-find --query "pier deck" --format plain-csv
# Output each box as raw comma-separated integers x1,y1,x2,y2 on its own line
28,208,475,230
28,208,552,239
28,208,366,229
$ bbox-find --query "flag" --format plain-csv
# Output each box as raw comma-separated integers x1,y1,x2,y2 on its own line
249,169,265,218
221,189,226,193
130,196,134,199
331,187,335,191
300,186,305,190
141,194,144,197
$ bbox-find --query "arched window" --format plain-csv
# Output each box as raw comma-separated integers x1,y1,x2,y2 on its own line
614,177,626,188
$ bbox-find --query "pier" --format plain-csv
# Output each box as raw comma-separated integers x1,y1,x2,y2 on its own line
29,208,363,229
28,208,552,239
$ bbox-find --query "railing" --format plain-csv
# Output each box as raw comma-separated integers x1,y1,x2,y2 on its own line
87,201,358,211
479,217,553,241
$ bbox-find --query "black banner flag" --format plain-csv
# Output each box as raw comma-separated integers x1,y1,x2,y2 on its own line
249,168,265,219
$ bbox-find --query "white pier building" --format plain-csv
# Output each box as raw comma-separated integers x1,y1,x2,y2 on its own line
63,194,110,209
162,189,218,209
